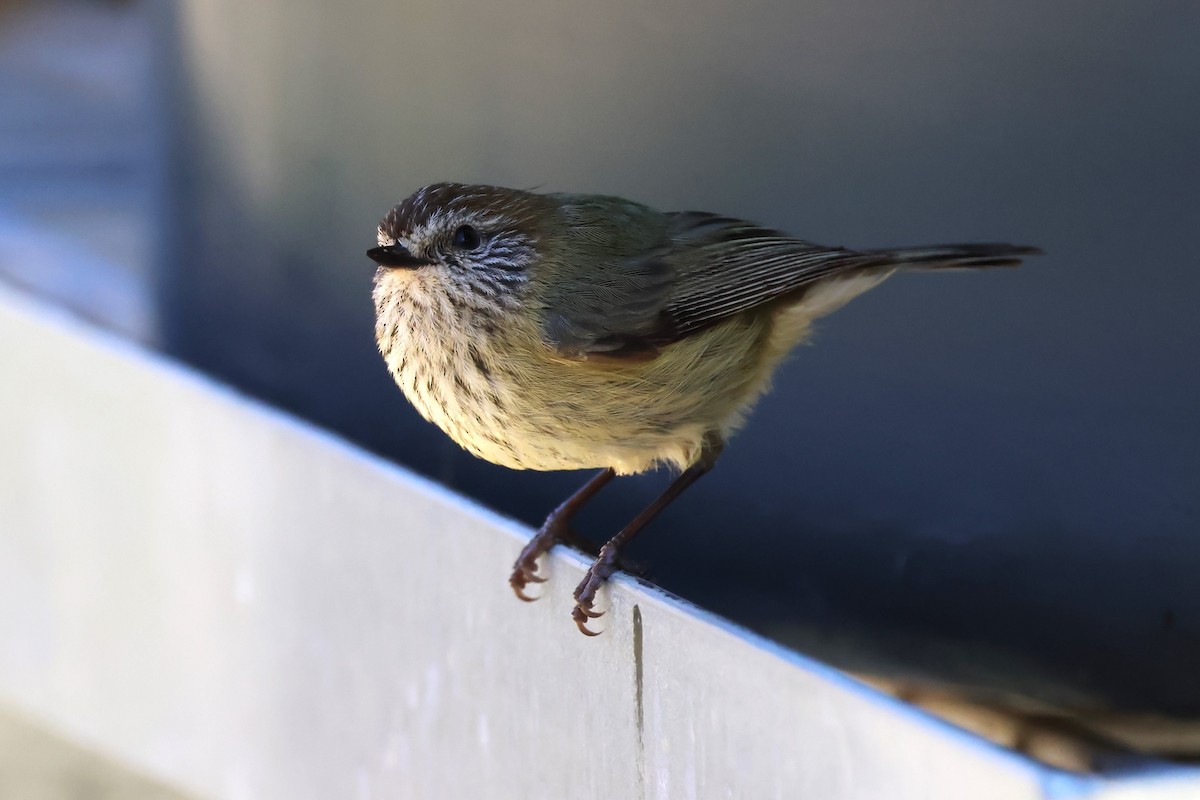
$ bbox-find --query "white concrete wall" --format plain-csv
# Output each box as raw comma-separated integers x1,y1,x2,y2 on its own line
0,284,1195,798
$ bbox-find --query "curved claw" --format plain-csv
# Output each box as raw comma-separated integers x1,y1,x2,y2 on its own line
576,603,605,619
572,607,603,636
511,582,539,602
510,563,548,602
509,553,551,601
573,566,609,619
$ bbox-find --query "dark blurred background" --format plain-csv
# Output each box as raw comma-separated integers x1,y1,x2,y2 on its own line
22,0,1200,715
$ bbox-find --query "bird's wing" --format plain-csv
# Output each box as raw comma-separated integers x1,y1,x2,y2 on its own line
654,212,876,341
541,210,1033,360
536,198,675,360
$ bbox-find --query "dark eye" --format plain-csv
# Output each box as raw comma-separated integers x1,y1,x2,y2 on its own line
452,225,482,251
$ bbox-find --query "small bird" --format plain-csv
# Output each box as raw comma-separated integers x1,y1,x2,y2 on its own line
368,183,1038,635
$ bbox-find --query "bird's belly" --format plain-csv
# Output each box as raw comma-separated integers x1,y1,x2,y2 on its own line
396,366,703,474
390,315,783,474
386,350,536,470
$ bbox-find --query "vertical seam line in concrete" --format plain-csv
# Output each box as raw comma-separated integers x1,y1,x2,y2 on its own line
633,603,646,800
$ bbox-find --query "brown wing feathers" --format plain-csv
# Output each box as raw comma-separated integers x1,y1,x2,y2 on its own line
542,208,1038,359
658,213,1037,341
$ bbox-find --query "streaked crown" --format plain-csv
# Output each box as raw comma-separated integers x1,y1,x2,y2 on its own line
376,183,552,277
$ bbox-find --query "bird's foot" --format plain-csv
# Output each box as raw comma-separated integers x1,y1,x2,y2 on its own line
509,530,555,602
510,519,591,601
571,544,621,636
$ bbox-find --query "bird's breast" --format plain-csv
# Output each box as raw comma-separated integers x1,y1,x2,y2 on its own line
373,274,783,474
374,276,531,467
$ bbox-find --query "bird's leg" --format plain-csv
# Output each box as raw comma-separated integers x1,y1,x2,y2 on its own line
509,467,615,601
572,437,724,635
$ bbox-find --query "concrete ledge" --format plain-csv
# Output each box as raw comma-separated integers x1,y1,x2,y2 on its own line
0,283,1194,798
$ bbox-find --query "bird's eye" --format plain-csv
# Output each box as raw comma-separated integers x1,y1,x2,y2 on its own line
452,225,482,251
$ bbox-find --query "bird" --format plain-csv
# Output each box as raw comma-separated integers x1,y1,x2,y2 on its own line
367,182,1038,635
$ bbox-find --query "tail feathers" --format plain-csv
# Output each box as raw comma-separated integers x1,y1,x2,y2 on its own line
861,243,1042,270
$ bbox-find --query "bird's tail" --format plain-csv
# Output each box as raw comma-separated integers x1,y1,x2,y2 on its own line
857,243,1042,270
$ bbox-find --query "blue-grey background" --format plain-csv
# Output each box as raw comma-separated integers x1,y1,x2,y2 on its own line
158,0,1199,713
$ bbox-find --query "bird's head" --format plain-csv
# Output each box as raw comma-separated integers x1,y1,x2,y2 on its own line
368,183,553,293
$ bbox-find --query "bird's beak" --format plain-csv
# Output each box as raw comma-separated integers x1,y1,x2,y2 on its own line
366,244,436,269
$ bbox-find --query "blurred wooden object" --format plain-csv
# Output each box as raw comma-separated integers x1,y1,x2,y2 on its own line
861,676,1200,773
